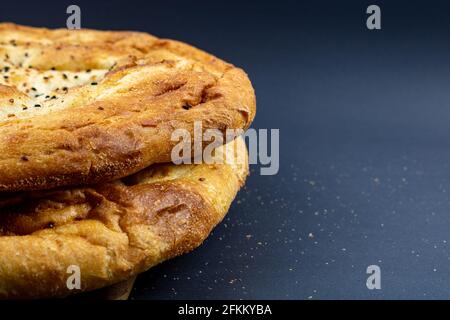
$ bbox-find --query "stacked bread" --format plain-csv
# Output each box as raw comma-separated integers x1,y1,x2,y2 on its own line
0,23,256,299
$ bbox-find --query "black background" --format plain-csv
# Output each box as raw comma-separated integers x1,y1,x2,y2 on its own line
2,0,450,299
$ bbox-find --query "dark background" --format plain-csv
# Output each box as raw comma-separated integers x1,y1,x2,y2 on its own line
3,0,450,299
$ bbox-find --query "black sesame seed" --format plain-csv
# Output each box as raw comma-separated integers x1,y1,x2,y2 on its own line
20,155,29,161
4,66,9,72
31,87,37,91
34,104,41,108
91,82,98,85
182,104,192,110
46,222,55,229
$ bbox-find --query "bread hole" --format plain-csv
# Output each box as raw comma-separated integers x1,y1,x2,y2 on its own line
199,177,205,182
182,104,192,110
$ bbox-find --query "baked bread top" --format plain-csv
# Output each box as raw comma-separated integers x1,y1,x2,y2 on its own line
0,23,255,191
0,137,248,299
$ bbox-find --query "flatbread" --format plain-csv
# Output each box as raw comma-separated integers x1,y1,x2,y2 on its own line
0,137,248,299
0,23,255,191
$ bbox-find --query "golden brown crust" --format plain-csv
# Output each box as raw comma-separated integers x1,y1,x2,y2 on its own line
0,137,248,299
0,23,256,191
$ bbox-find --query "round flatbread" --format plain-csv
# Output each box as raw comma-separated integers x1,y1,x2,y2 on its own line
0,137,248,299
0,23,255,191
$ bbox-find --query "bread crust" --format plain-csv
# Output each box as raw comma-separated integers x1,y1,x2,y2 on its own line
0,137,248,299
0,23,256,191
